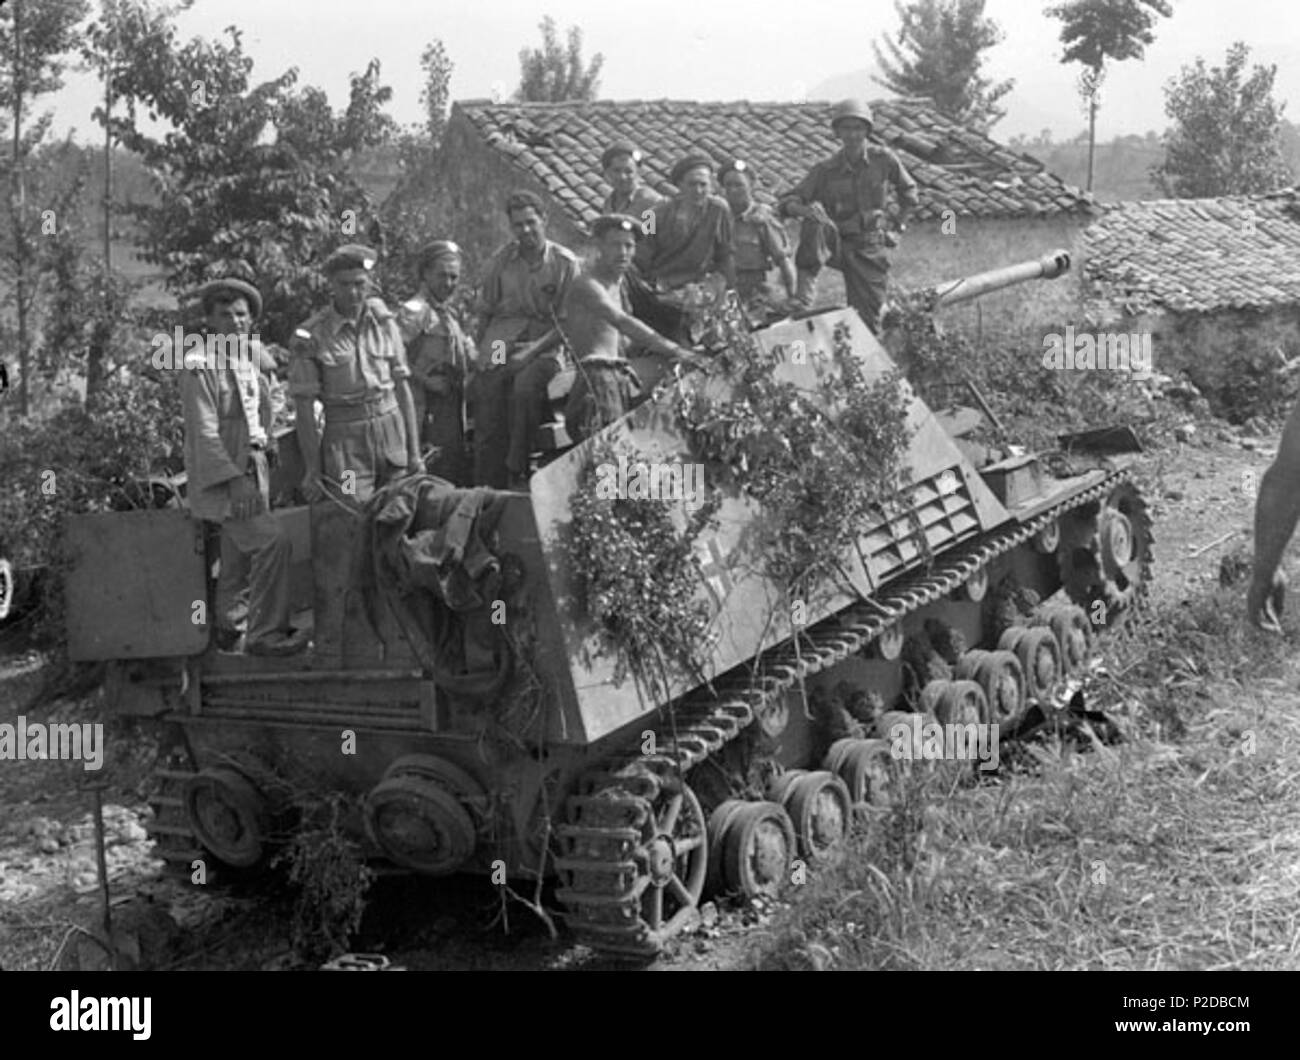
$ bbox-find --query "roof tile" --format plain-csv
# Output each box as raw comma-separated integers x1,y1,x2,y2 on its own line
1084,191,1300,314
452,98,1095,229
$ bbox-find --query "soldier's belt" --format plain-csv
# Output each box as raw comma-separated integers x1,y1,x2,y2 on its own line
323,394,399,423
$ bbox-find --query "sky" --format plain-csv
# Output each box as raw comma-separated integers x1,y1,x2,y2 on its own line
41,0,1300,145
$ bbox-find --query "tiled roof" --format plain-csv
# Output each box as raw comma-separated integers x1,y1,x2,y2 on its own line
1084,191,1300,314
454,98,1095,226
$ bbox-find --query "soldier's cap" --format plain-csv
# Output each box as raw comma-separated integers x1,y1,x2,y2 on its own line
418,240,463,270
601,142,643,169
324,243,379,276
195,277,262,318
591,214,639,239
830,99,874,131
717,158,752,182
670,152,715,186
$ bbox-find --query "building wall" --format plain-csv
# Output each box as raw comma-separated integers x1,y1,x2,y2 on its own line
435,116,590,279
1101,305,1300,422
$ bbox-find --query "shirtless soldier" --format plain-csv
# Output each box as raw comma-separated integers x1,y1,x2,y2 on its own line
563,215,706,441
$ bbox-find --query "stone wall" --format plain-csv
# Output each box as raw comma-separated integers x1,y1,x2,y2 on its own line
1102,306,1300,422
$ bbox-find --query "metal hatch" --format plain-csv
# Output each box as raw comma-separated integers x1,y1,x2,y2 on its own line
65,509,209,660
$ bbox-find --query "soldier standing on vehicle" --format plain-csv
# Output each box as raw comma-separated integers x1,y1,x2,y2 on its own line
780,99,919,333
472,191,579,489
397,240,475,485
718,158,797,319
179,278,306,655
1248,397,1300,631
562,215,705,441
288,244,421,505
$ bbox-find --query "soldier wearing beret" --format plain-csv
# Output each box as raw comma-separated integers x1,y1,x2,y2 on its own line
396,240,475,485
780,100,919,333
179,277,305,655
473,191,579,489
562,214,705,441
634,151,735,340
718,158,797,320
600,142,662,235
288,244,421,505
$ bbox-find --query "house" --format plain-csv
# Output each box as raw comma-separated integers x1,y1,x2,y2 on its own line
1081,190,1300,419
435,98,1098,331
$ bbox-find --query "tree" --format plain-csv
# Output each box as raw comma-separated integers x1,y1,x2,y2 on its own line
0,0,91,417
1046,0,1172,193
88,9,395,346
378,38,458,299
872,0,1014,130
418,39,453,146
515,16,602,103
1153,42,1292,198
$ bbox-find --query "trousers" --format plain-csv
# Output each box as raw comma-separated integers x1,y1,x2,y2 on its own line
213,454,292,646
565,362,641,443
416,389,470,485
471,355,561,487
321,403,409,504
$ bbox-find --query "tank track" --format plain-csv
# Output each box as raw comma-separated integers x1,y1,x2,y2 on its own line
145,768,206,879
556,469,1149,957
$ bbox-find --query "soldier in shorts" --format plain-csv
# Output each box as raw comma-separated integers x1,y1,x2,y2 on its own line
288,244,421,506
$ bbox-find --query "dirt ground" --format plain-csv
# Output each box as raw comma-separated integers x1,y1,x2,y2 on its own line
0,423,1293,972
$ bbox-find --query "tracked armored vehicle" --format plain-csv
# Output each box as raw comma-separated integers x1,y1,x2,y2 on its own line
67,251,1152,958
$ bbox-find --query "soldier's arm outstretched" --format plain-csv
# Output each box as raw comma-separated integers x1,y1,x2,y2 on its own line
1249,398,1300,631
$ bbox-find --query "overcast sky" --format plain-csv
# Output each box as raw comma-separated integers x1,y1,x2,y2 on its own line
44,0,1300,144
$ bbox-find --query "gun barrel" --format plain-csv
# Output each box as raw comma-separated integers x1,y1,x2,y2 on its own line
926,250,1071,311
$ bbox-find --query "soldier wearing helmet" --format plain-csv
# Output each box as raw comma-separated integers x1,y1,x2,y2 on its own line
779,99,919,333
288,244,421,506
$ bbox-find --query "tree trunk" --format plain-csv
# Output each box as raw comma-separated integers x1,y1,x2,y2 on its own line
87,25,114,411
1086,94,1098,194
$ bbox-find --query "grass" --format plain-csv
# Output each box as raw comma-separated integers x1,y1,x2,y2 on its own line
736,581,1300,971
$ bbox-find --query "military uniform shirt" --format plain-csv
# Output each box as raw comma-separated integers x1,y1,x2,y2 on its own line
732,202,791,273
782,146,920,238
476,241,579,354
287,297,411,406
397,296,475,382
636,194,734,289
601,185,664,232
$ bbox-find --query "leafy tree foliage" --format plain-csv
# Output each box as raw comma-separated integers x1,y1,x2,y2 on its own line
1047,0,1171,69
0,0,93,416
872,0,1013,130
418,39,453,146
1153,42,1293,198
1046,0,1172,191
515,16,603,103
87,6,395,344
